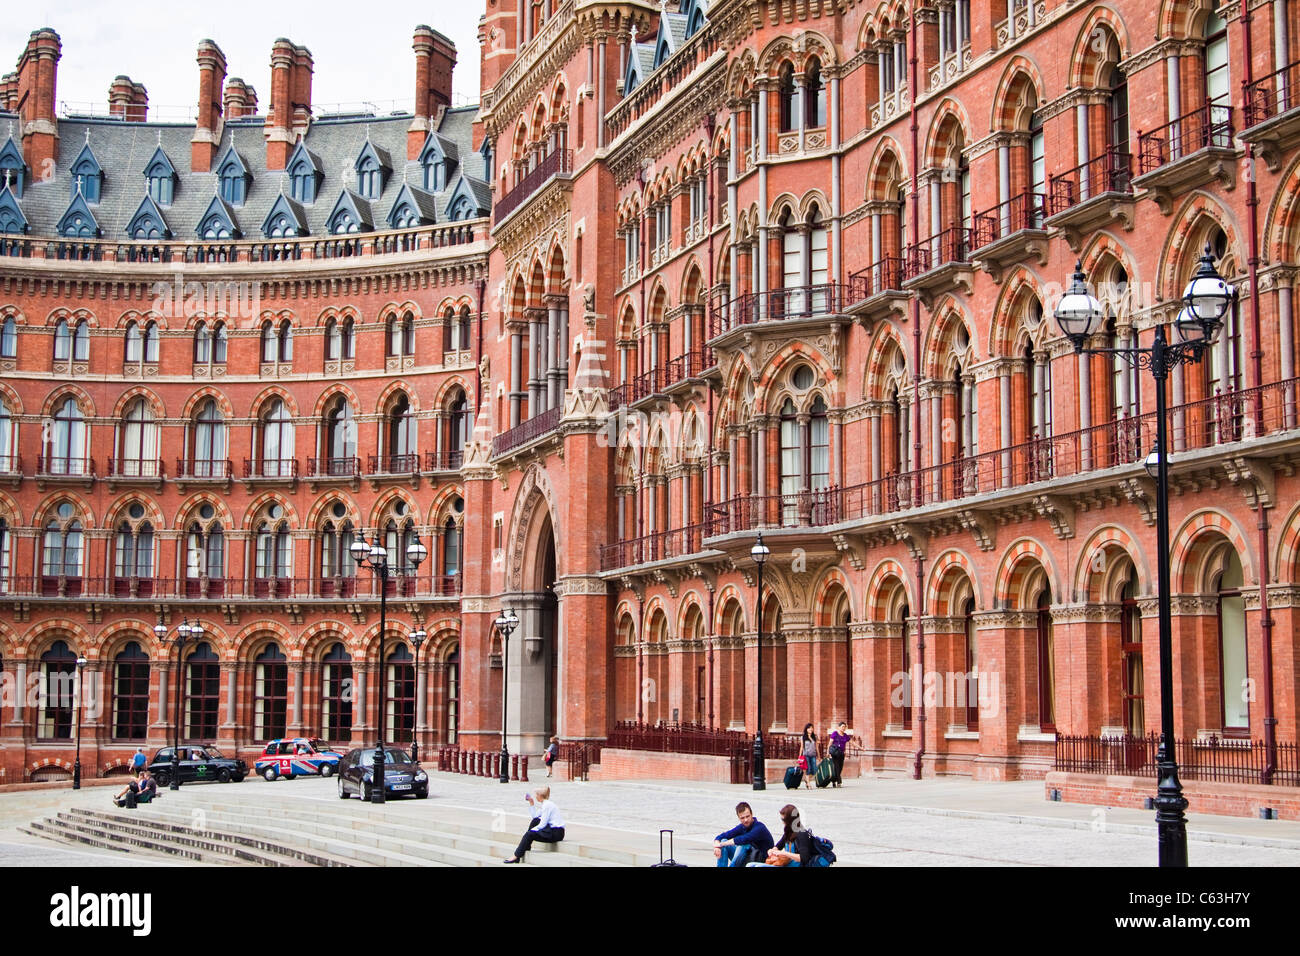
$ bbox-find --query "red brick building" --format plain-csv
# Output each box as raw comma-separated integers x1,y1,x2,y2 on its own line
3,0,1300,810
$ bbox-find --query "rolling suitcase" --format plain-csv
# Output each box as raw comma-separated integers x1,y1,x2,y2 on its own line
650,828,688,867
783,765,803,789
815,757,834,788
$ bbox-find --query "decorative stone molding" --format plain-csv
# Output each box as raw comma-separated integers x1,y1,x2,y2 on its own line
553,576,610,598
1032,495,1075,540
972,610,1036,628
1119,477,1158,526
1221,456,1275,510
1051,604,1122,625
956,509,996,552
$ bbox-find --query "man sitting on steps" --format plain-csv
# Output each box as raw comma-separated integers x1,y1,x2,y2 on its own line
713,801,774,867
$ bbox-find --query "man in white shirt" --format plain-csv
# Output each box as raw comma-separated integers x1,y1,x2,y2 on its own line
503,786,566,863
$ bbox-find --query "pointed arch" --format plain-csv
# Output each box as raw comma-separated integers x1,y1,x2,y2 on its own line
1156,192,1243,301
1069,7,1129,87
990,58,1046,132
993,538,1061,609
1075,524,1152,602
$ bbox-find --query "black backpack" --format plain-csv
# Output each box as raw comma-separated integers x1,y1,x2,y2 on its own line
811,834,836,865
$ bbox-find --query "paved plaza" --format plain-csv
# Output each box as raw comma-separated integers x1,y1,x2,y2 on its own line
2,771,1298,866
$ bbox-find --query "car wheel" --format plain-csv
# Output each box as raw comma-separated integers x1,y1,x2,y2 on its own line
416,789,428,800
154,771,169,787
337,776,348,799
319,763,334,778
217,768,231,783
232,774,245,783
262,766,278,782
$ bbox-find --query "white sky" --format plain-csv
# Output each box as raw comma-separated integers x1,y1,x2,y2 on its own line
1,2,485,121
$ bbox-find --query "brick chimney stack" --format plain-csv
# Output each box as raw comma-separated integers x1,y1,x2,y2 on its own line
223,78,257,119
108,75,148,122
266,38,311,170
14,28,61,173
191,39,227,172
409,25,457,159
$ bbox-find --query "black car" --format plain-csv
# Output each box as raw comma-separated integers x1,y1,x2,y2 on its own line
336,747,428,800
148,745,247,785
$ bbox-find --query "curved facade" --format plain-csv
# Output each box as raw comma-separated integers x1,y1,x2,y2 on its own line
3,0,1300,786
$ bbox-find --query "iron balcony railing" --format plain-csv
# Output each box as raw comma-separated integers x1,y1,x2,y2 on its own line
970,191,1047,250
491,407,561,458
175,458,231,479
107,457,164,478
1047,147,1133,214
367,453,419,475
1138,102,1233,175
707,282,842,339
846,256,906,305
598,376,1300,570
1244,58,1300,128
243,458,299,479
307,456,361,479
425,450,464,471
0,454,21,474
902,226,970,282
494,149,573,223
37,455,95,477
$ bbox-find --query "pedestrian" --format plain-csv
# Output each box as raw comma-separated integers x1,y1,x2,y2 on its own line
746,804,830,867
543,735,559,777
827,721,852,788
131,748,147,774
113,771,147,808
800,723,818,789
503,786,565,863
713,801,774,867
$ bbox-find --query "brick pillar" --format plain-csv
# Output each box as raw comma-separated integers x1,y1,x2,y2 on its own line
191,40,226,173
265,39,295,171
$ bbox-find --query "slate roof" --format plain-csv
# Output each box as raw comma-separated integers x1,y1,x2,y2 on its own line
0,104,489,239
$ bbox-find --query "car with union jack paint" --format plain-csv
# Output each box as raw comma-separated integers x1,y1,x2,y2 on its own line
254,738,344,780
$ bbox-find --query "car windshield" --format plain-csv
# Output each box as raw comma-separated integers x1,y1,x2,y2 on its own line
359,749,410,765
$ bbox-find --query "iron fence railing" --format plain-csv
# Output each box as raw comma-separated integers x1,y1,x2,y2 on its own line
1047,147,1133,215
1055,733,1300,786
1138,103,1233,175
1244,58,1300,128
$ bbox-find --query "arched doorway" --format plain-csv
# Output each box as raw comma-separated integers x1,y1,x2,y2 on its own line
505,498,559,757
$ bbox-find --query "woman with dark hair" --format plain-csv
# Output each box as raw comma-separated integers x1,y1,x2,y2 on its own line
828,721,851,788
746,804,827,867
800,723,818,789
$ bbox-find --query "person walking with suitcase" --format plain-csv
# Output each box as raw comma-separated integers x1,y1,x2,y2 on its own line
800,724,818,790
827,721,851,788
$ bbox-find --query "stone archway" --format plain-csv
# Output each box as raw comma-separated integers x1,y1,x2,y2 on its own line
503,489,558,757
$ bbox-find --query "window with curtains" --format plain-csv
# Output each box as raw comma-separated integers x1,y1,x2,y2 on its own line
254,644,288,739
447,390,470,459
54,319,89,362
112,642,150,740
805,58,826,128
38,640,77,739
255,505,292,580
964,597,979,728
445,646,460,746
260,321,276,363
0,518,10,593
1120,571,1144,735
184,643,220,740
322,396,357,469
261,320,293,364
1215,548,1248,735
1,315,15,358
385,644,415,741
113,505,155,579
458,306,472,351
1036,586,1055,732
386,393,415,466
185,510,224,582
322,642,353,742
193,321,213,365
777,389,830,525
1028,112,1045,227
42,501,83,578
1108,67,1130,158
1204,12,1230,110
191,399,227,477
117,399,158,476
326,317,355,362
48,397,88,475
319,510,357,581
259,398,295,478
778,63,796,132
443,515,461,578
388,312,415,357
382,499,417,575
125,321,141,362
0,399,14,472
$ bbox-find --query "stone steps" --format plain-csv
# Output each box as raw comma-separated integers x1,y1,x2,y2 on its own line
21,812,267,866
176,800,627,866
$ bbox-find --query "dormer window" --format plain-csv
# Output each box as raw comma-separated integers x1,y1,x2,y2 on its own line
70,142,103,204
216,148,251,207
143,146,177,206
354,140,391,201
287,142,322,204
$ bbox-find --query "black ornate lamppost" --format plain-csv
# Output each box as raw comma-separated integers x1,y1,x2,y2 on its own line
72,655,87,789
751,533,770,791
495,608,519,784
153,618,204,791
1054,247,1235,867
409,626,427,762
350,529,427,804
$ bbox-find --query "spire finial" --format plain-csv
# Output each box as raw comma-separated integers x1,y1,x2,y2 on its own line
75,174,83,195
84,128,90,144
157,128,162,147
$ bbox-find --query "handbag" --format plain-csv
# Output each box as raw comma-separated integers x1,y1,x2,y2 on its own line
797,755,808,772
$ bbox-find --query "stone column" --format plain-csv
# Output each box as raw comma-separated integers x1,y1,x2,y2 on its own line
1076,102,1091,199
509,323,523,427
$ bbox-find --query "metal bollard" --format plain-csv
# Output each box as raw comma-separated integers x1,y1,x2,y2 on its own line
511,754,519,780
520,755,529,781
